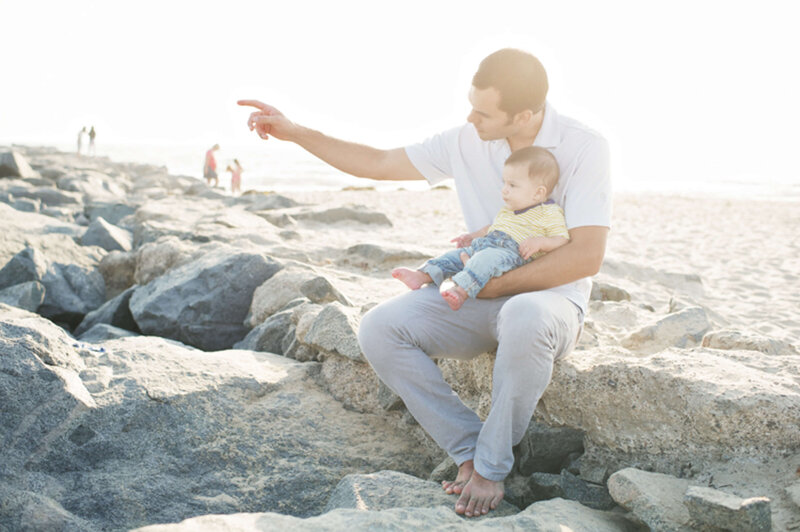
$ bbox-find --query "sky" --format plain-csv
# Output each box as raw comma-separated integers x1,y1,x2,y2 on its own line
1,0,799,186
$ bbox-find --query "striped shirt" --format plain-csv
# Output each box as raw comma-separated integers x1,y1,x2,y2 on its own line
488,201,569,259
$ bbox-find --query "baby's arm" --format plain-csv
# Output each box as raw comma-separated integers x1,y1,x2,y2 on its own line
519,235,569,260
451,225,490,248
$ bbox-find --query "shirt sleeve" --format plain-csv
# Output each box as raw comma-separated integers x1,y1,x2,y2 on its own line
404,126,463,186
563,136,612,230
544,207,571,239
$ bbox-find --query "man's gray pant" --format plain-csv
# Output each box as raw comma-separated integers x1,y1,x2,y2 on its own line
358,285,582,482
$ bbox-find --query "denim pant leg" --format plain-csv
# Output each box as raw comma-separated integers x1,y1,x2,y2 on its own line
420,247,472,286
452,246,523,298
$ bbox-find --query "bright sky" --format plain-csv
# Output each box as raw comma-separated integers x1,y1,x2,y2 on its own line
1,0,799,185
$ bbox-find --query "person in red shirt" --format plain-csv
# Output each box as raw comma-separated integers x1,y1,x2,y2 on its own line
204,144,220,186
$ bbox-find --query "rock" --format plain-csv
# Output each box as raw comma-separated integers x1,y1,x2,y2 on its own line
0,246,105,326
299,302,363,361
590,281,631,302
539,346,800,475
377,380,404,411
515,421,585,475
608,467,693,531
84,201,137,226
1,306,434,530
233,308,295,354
240,192,299,211
74,286,140,337
0,486,95,532
98,250,136,299
81,216,133,252
323,470,519,516
57,170,128,202
300,276,352,306
0,150,40,178
345,243,430,267
786,481,800,509
257,211,297,227
428,457,458,484
684,486,771,531
702,329,799,357
77,323,138,343
245,267,317,327
526,470,615,511
622,307,710,353
129,246,282,350
0,281,45,312
134,236,197,286
293,206,392,226
11,186,84,207
11,197,41,212
133,498,639,531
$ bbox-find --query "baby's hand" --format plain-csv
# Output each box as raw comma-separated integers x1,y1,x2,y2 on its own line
451,233,474,248
519,237,547,260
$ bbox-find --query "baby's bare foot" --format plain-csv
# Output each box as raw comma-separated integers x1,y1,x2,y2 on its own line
440,282,468,311
391,268,431,290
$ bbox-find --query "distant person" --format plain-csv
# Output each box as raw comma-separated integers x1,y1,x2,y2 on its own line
393,147,569,311
76,127,87,155
88,126,97,156
204,144,220,187
226,158,243,194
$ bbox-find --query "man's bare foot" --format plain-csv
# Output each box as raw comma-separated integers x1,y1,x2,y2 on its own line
391,268,431,290
440,281,468,311
442,459,474,495
455,470,504,518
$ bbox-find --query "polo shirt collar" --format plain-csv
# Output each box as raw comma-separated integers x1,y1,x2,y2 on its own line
533,102,560,149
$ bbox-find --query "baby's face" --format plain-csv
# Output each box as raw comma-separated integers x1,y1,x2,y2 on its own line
501,164,547,211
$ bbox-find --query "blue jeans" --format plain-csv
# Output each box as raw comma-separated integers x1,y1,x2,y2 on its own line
421,231,523,299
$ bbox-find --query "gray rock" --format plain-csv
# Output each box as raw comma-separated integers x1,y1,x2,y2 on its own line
12,197,41,212
377,380,404,411
526,470,615,510
97,250,136,299
345,243,430,266
129,246,282,350
74,286,140,337
257,212,297,227
0,150,40,178
294,206,392,226
590,281,631,302
233,309,294,354
324,470,519,517
0,246,48,288
622,306,710,353
702,329,799,357
0,281,45,312
684,486,771,531
13,186,84,207
428,457,458,485
608,467,694,531
515,421,585,475
85,202,137,227
57,170,128,203
1,306,434,530
81,216,133,252
786,481,800,509
300,276,352,306
245,267,317,327
77,323,138,343
0,485,96,532
299,302,363,361
241,192,299,211
134,237,196,286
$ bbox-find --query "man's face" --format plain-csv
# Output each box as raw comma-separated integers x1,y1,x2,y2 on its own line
501,163,547,211
467,86,518,141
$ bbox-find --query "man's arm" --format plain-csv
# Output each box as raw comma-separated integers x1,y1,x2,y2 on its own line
477,225,608,298
238,100,424,181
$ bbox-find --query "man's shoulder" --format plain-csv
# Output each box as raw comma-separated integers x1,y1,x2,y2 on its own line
556,112,607,149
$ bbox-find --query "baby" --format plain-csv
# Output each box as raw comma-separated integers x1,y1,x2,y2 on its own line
393,146,569,310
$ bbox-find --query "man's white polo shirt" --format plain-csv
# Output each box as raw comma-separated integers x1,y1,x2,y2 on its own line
404,102,611,314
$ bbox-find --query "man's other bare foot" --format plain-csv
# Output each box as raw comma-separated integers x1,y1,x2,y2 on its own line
442,459,474,495
391,268,431,290
440,282,468,311
455,470,504,518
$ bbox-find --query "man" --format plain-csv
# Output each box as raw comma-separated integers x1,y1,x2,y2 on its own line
239,48,610,517
204,144,220,187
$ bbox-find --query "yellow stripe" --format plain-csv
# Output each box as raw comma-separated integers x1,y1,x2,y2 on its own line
488,204,569,245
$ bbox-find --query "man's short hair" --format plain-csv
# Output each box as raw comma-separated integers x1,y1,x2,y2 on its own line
505,146,559,193
472,48,548,116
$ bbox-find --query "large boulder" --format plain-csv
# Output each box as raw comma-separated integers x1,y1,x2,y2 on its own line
81,216,133,252
608,468,694,531
0,306,435,531
0,280,45,312
0,150,40,178
129,246,283,350
245,266,317,327
74,286,140,337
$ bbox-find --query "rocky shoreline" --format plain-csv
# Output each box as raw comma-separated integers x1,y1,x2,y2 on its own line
1,145,798,531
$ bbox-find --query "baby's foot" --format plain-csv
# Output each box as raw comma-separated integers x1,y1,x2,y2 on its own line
440,282,468,311
391,268,431,290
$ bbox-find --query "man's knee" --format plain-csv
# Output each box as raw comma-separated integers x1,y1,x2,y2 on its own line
496,294,569,353
357,302,394,366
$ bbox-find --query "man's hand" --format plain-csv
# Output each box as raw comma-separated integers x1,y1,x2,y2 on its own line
238,100,298,141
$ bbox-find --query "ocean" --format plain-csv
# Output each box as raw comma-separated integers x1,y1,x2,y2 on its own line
46,141,800,202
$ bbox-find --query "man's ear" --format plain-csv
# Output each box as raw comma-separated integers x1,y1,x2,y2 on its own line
514,109,533,126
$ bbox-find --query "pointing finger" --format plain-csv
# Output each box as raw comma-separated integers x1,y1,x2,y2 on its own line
238,99,268,111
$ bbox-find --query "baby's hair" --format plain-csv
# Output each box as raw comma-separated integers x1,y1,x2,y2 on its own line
504,146,559,194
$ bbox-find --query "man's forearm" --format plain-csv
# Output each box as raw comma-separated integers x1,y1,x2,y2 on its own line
478,226,608,298
293,126,423,181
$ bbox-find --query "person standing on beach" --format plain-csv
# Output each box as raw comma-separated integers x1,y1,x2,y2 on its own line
76,127,87,155
88,126,97,156
239,48,610,518
204,144,220,187
226,158,243,194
